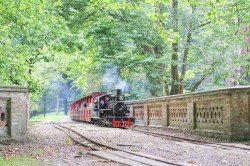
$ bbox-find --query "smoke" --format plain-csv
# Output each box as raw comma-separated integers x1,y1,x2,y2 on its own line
102,67,128,92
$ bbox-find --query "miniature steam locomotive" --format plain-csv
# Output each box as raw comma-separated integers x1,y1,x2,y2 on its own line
70,89,134,128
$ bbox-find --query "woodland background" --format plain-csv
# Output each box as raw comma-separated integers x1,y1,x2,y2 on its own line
0,0,249,114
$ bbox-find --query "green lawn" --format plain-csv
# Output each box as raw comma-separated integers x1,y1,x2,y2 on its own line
30,112,69,122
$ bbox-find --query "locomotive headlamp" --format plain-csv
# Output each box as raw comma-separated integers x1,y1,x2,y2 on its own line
119,95,125,101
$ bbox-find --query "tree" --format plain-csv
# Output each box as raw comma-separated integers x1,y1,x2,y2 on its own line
0,0,68,91
2,0,248,104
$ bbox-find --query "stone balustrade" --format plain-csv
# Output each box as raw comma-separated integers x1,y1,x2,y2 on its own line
0,85,29,142
126,86,250,140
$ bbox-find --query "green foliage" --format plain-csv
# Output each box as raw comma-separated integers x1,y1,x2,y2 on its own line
1,0,249,102
0,0,68,87
54,0,250,97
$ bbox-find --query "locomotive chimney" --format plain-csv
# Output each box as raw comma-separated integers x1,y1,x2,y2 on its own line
116,89,122,96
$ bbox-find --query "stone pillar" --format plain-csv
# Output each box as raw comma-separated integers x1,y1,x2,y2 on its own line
230,91,250,140
222,93,232,137
0,85,29,142
128,105,133,117
187,99,196,130
248,96,250,133
162,102,169,128
143,104,148,126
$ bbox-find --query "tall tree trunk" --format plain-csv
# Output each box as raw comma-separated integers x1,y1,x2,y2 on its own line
191,75,206,92
28,63,33,90
163,77,170,96
56,95,59,115
170,0,180,95
64,98,68,115
43,93,47,117
179,4,196,94
179,31,192,93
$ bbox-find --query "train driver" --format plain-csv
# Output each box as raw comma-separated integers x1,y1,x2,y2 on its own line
100,99,108,109
94,100,98,111
104,98,109,108
100,100,105,109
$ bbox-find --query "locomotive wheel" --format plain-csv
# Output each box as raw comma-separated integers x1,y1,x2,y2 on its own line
96,119,106,127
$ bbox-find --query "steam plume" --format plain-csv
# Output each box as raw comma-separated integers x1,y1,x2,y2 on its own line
102,67,128,92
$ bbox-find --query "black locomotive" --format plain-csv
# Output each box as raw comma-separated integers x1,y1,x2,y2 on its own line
93,89,134,127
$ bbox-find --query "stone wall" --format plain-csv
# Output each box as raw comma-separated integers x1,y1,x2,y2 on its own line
0,85,29,142
126,86,250,140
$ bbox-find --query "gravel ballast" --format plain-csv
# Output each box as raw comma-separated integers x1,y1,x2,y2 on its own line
1,119,250,166
62,122,250,166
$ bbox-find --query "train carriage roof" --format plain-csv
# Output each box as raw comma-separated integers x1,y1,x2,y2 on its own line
70,92,107,107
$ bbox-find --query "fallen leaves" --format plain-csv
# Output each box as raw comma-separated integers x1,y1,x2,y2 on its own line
77,150,87,155
43,146,56,156
3,154,12,160
0,147,21,161
7,148,16,154
131,148,141,152
187,159,196,164
65,139,73,143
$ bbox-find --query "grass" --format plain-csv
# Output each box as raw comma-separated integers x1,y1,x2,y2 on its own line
30,112,69,122
0,154,42,166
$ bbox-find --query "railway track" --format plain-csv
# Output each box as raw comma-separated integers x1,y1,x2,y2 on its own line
131,128,250,152
53,123,192,166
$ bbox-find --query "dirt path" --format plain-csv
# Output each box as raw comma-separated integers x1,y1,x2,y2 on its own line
0,122,122,166
1,121,250,166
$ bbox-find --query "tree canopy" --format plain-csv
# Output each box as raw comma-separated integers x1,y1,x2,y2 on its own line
0,0,249,112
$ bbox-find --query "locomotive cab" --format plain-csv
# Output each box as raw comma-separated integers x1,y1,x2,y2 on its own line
94,94,113,117
94,94,112,109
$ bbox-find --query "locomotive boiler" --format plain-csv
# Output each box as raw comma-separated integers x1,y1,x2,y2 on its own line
70,89,134,128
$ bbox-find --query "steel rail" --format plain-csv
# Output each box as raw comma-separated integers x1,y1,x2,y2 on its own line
131,128,250,151
53,123,187,166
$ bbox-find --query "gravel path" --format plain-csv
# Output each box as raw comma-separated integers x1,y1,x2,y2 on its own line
62,122,250,166
0,122,123,166
1,119,250,166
